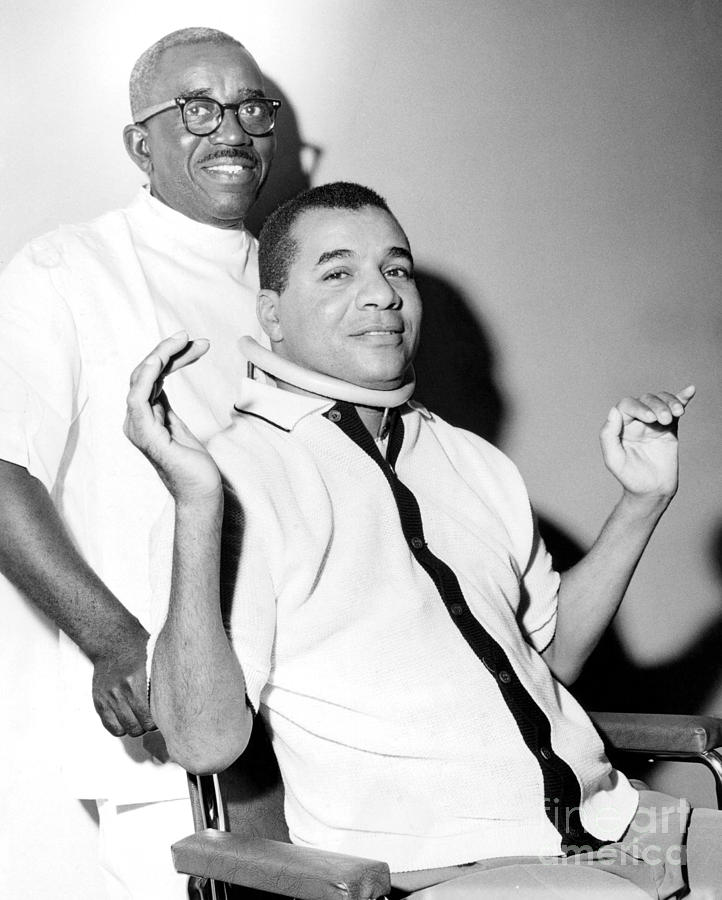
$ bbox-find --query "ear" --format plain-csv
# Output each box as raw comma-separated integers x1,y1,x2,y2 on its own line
122,123,152,174
257,289,284,343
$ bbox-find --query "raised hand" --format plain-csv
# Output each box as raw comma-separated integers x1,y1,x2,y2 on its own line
599,385,695,500
124,331,222,503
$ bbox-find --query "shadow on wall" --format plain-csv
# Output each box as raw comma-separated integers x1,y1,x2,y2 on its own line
573,519,722,716
413,270,506,447
412,268,722,716
245,76,322,237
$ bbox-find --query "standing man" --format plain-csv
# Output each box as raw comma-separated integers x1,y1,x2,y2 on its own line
0,27,278,898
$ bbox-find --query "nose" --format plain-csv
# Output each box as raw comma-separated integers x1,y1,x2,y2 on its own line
356,272,401,309
209,108,251,146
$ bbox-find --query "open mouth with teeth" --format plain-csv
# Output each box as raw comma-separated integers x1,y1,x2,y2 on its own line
353,329,405,346
200,158,258,184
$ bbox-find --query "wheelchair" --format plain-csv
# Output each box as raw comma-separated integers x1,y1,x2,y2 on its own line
171,711,722,900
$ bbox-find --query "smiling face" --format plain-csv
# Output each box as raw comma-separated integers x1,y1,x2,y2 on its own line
258,205,422,391
133,41,275,228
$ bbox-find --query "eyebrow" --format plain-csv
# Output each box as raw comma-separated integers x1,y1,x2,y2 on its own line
315,246,415,266
316,249,353,266
179,87,265,100
389,246,414,265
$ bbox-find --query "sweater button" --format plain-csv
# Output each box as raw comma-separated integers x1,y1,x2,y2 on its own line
410,536,424,549
328,410,342,422
540,746,552,760
498,670,512,684
450,603,465,616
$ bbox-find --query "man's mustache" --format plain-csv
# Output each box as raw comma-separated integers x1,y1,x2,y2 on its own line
197,147,258,166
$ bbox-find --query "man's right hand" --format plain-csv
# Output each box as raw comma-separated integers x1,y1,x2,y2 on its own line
91,625,156,736
124,331,221,503
0,460,163,739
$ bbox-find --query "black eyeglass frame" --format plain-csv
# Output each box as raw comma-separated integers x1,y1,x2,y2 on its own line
133,96,282,137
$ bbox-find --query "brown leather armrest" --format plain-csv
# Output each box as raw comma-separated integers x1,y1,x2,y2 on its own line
589,711,722,755
172,830,391,900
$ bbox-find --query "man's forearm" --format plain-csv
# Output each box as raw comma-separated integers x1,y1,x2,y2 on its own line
0,460,146,657
0,459,154,735
543,491,670,684
151,492,252,774
542,385,694,684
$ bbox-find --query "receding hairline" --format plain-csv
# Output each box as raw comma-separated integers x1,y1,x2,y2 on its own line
129,27,256,119
290,205,409,253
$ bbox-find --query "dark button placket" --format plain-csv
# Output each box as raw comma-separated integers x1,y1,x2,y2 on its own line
324,401,604,852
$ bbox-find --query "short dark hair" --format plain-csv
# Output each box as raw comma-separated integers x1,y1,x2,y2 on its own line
129,27,247,120
258,182,400,294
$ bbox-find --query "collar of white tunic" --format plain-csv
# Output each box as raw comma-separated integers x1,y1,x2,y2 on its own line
127,185,254,259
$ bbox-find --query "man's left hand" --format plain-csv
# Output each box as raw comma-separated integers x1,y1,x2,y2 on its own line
124,331,221,504
600,385,695,501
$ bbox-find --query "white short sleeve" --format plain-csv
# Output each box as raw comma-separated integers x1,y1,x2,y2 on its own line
435,421,561,655
0,242,84,491
518,516,560,653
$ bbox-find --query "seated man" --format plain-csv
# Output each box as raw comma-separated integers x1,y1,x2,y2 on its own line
125,182,717,898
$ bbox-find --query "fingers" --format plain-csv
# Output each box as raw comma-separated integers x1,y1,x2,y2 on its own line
124,331,210,447
112,706,147,738
125,355,165,434
127,331,210,398
126,691,157,734
599,405,625,469
602,405,624,435
96,697,146,738
615,386,696,427
128,331,185,390
675,384,696,405
96,704,125,737
165,335,210,376
95,686,155,738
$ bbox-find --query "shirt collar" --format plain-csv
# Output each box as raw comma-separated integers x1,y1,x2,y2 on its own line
407,399,433,420
234,378,335,431
233,379,433,431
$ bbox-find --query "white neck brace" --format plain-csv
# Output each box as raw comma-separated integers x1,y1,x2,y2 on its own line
239,336,415,408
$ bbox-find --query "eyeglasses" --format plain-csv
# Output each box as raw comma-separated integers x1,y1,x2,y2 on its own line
134,95,281,137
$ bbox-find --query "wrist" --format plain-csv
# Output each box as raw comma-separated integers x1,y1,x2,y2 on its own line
174,486,224,517
166,472,223,507
85,614,149,664
618,487,673,521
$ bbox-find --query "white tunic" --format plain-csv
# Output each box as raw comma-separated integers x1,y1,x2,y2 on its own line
157,380,638,871
0,189,264,801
